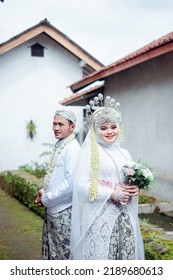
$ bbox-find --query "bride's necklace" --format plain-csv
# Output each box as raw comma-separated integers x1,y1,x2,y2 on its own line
43,133,75,189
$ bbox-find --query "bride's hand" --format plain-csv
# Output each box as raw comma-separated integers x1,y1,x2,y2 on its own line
111,186,130,205
125,185,139,198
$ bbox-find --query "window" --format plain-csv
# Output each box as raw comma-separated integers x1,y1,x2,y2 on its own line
31,43,44,57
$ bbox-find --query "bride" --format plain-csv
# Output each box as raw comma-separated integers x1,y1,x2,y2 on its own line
70,94,144,260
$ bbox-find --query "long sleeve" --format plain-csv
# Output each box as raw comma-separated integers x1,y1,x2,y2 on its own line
41,139,80,211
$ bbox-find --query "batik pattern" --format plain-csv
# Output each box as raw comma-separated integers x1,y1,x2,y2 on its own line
108,208,135,259
42,206,72,260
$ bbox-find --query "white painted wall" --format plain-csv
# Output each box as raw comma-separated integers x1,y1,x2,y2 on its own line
105,52,173,179
0,34,83,171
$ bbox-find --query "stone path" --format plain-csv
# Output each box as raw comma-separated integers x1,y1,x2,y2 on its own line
0,188,43,260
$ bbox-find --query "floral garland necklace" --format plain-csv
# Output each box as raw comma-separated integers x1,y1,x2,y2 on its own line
43,133,75,189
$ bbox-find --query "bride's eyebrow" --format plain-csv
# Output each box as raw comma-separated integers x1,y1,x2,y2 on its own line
100,125,107,128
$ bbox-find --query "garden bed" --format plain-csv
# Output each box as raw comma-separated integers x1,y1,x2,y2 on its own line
0,170,173,260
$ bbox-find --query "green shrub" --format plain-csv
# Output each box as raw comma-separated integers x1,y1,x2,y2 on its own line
139,194,157,204
19,162,47,178
0,171,45,219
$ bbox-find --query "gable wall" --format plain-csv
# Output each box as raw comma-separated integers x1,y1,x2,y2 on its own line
0,33,83,170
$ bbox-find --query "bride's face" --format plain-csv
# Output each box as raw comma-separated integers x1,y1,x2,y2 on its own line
99,122,119,143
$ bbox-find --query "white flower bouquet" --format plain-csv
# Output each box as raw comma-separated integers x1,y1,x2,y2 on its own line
122,160,154,189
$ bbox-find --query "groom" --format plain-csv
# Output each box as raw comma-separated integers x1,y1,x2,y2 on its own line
35,109,80,260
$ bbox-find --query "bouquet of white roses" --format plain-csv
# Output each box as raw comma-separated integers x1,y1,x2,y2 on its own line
122,160,154,189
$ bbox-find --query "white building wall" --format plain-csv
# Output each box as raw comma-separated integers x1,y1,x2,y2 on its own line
0,34,83,171
105,52,173,179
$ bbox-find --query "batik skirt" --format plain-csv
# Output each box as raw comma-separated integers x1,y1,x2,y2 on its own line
108,208,135,259
42,206,72,260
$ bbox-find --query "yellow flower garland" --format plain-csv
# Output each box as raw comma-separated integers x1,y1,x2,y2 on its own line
43,133,75,190
88,125,99,201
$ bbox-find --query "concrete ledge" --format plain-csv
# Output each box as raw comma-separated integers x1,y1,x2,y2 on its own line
139,202,173,214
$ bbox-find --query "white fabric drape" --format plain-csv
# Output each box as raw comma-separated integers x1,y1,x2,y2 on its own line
70,130,144,260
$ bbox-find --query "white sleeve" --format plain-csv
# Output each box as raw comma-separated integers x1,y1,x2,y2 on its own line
41,141,80,207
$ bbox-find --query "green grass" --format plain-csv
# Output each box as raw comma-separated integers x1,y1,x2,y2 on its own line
0,188,43,260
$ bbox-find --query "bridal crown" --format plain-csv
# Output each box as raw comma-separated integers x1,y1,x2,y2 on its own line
85,94,122,126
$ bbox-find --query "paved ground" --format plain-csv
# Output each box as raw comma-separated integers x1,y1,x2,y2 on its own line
0,188,43,260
